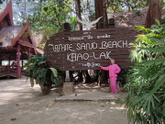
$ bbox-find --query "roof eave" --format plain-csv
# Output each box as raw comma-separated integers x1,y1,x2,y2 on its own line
11,21,35,47
0,0,14,26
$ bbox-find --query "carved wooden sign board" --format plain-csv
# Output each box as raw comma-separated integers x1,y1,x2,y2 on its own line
44,28,136,71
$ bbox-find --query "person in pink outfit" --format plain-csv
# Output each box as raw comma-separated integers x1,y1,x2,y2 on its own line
100,59,121,94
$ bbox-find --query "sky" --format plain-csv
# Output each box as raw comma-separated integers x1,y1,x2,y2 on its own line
0,0,38,25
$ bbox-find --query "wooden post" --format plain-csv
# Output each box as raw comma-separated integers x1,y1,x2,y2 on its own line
62,23,74,95
22,59,24,71
9,56,11,67
108,18,115,28
63,70,74,95
16,44,21,78
64,23,71,82
0,60,2,66
27,48,30,61
65,70,70,82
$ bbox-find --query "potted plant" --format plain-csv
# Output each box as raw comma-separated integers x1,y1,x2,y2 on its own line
25,54,59,95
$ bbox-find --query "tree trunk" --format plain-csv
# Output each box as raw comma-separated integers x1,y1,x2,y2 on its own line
145,0,162,28
75,0,82,30
103,0,108,28
23,0,27,22
95,0,104,29
95,0,108,29
95,0,108,85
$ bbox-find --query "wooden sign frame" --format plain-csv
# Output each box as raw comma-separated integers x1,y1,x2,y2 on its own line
44,28,136,71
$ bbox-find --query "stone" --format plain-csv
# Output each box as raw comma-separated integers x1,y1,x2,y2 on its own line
63,82,74,95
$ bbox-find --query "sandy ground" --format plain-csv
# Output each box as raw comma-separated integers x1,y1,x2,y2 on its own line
0,77,129,124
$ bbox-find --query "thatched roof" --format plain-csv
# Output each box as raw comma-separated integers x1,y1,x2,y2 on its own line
0,26,22,47
32,32,44,46
108,9,148,27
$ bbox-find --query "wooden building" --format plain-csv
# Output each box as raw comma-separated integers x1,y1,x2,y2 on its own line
0,1,37,78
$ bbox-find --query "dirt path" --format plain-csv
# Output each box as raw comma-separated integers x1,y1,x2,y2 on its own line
0,77,129,124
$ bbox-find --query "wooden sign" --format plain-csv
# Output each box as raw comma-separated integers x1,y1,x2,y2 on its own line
44,28,136,71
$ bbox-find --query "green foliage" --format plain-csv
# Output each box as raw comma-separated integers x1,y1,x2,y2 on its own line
25,55,59,88
125,24,165,123
29,0,75,40
107,0,148,12
130,24,165,62
0,0,4,4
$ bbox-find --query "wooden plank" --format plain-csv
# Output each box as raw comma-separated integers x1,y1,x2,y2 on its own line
44,27,137,71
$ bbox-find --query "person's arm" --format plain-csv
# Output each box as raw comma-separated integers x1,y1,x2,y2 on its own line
101,66,110,71
114,64,121,74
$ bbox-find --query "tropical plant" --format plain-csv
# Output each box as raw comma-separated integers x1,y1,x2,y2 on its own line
29,0,75,40
25,54,59,95
125,23,165,123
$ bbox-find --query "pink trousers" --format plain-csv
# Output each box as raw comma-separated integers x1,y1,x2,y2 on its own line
110,76,117,94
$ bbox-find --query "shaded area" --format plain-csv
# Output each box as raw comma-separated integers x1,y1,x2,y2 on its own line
0,77,128,124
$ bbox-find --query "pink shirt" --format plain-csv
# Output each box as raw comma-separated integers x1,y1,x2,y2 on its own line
101,64,121,77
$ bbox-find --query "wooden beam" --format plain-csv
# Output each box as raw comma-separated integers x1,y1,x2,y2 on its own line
16,44,21,78
27,48,31,61
22,59,24,71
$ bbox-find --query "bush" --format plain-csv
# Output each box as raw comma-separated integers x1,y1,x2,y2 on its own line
25,55,59,94
125,23,165,123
